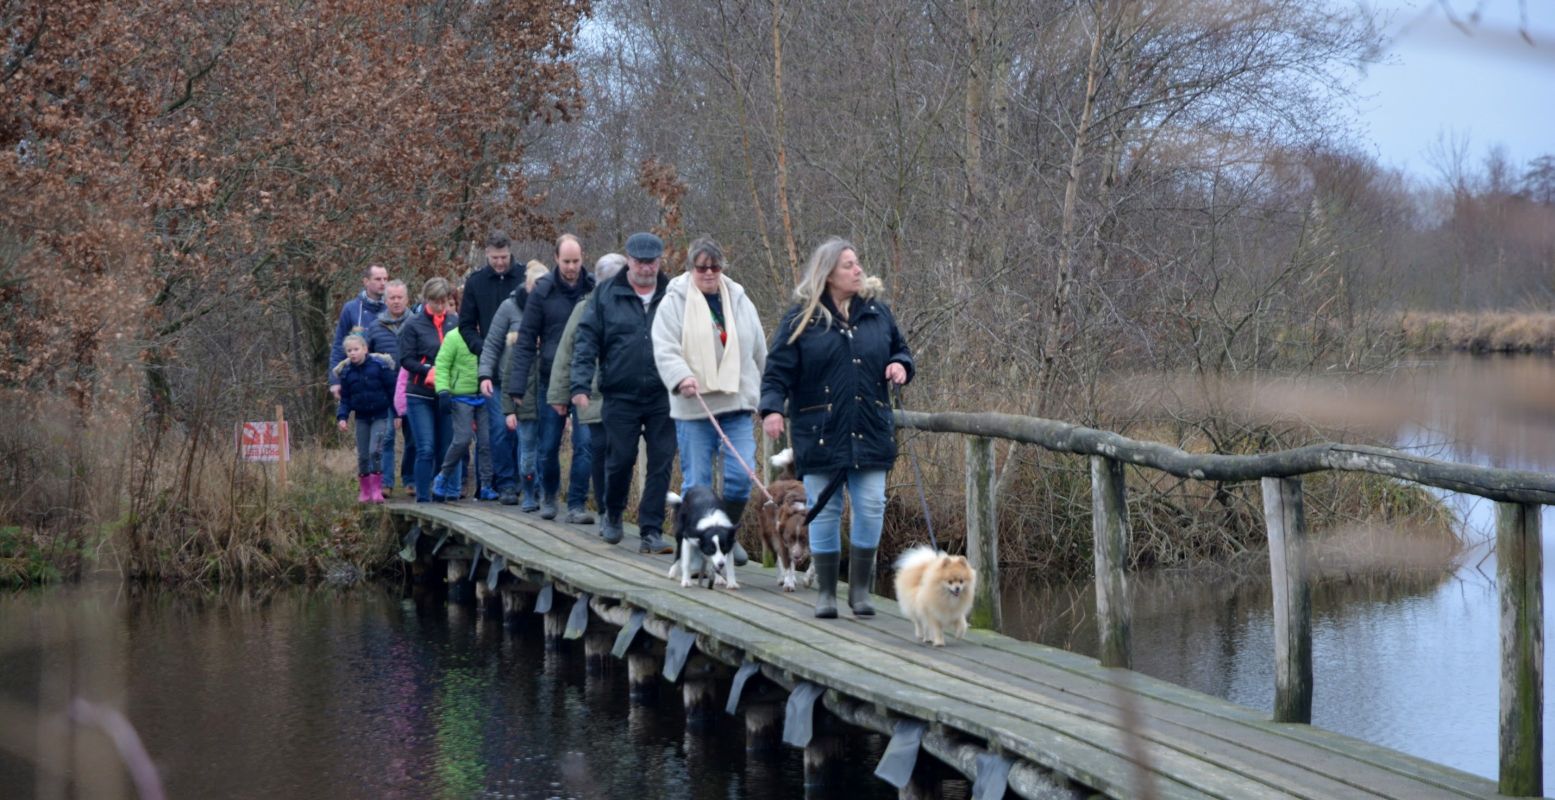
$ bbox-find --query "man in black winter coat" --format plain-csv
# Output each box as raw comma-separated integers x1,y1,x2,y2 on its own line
459,231,520,497
570,232,676,554
507,233,596,522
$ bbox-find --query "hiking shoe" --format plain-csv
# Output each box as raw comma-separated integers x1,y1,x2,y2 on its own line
639,530,673,555
431,474,451,502
477,486,500,502
499,490,518,506
601,514,625,545
539,495,559,520
565,507,596,524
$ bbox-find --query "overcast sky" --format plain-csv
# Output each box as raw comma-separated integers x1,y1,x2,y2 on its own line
1352,0,1555,179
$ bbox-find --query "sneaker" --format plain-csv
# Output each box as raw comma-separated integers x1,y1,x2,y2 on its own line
601,514,624,545
477,486,500,502
539,495,559,520
499,490,519,506
639,530,673,555
431,474,450,502
403,486,416,498
564,507,595,524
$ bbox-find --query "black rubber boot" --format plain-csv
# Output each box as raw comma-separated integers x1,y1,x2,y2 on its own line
813,551,840,619
848,546,877,617
724,498,750,566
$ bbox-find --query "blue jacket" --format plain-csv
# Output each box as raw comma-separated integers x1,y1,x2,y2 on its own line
335,354,398,421
365,308,413,361
759,295,914,477
328,291,388,386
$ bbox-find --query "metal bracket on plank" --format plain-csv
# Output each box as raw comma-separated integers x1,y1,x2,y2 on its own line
397,525,421,562
781,682,826,748
611,609,646,658
431,531,450,556
725,661,761,715
564,592,591,640
485,555,505,590
873,719,926,788
467,542,483,582
662,626,697,682
972,752,1013,800
533,583,554,615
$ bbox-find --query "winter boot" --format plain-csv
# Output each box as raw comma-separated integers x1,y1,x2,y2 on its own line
723,498,750,566
601,513,625,545
813,551,840,619
539,493,559,520
848,546,878,617
368,473,385,503
357,475,372,503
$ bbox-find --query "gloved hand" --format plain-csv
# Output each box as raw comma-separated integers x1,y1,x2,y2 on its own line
437,391,452,415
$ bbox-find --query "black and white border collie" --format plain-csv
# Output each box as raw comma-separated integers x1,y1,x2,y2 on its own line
665,486,740,590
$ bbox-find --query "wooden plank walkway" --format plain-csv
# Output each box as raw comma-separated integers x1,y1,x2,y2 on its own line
389,501,1514,800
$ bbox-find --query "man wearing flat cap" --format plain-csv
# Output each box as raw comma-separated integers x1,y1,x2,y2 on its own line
569,232,677,553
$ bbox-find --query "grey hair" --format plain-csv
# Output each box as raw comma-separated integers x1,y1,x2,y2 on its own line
385,279,408,292
787,237,877,343
686,236,725,272
595,252,627,284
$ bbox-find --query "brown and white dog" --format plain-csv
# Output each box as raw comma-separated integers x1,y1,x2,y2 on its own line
760,448,813,592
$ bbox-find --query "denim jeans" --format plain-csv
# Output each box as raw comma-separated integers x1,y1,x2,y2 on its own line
538,404,592,508
516,418,539,506
405,395,452,502
393,417,415,488
679,413,756,502
354,416,389,475
676,420,693,491
485,390,515,492
803,469,887,553
380,421,397,488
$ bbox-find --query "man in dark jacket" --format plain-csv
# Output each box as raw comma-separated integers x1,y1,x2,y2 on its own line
507,233,596,522
366,279,413,496
459,231,521,498
570,232,676,553
328,264,388,399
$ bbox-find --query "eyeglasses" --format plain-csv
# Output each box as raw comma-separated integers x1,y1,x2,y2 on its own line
693,263,723,273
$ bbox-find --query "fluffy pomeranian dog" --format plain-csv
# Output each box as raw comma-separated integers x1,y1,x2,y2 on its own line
893,546,977,647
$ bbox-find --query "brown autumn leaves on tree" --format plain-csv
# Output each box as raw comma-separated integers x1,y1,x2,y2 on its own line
2,0,589,421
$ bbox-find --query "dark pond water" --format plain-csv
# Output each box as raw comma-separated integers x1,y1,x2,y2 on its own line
0,585,913,800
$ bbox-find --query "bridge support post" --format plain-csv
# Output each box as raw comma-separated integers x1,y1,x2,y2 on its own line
1262,476,1312,724
803,734,842,788
745,702,781,752
1498,501,1543,797
627,651,659,702
584,631,614,676
965,436,1001,631
1090,456,1132,669
542,609,566,651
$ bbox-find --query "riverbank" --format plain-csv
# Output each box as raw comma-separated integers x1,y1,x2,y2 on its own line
1399,311,1555,354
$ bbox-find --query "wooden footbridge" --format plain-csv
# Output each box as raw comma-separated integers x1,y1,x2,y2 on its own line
386,409,1555,799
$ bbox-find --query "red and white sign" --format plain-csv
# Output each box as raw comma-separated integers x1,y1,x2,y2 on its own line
238,421,290,462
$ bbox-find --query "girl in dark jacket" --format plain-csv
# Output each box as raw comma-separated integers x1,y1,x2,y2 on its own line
398,277,460,502
759,237,914,619
336,333,399,503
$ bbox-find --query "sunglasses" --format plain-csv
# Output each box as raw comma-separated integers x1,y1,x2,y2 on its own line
693,263,723,273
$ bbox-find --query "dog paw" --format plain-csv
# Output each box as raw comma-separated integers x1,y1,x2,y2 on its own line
680,578,693,588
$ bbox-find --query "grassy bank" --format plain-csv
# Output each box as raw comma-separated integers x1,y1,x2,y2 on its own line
1399,311,1555,354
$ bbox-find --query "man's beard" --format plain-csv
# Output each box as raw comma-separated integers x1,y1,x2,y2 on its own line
629,271,656,289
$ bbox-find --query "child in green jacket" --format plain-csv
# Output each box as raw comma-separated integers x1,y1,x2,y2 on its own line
433,328,494,501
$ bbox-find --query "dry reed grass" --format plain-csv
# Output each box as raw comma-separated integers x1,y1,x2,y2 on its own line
1400,312,1555,354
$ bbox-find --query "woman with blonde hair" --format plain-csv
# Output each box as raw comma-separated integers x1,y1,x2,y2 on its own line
759,237,914,618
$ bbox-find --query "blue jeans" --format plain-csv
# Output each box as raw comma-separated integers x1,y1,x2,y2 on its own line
355,417,389,475
486,390,515,492
517,418,540,506
405,395,452,503
676,420,693,491
680,413,756,502
803,469,887,553
380,421,397,488
538,404,592,508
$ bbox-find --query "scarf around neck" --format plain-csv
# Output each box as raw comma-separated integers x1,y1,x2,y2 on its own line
682,276,741,395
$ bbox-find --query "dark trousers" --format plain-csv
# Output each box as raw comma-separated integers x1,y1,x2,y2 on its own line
587,421,606,512
602,395,676,535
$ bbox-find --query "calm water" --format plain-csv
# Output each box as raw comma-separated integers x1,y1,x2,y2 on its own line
0,586,907,800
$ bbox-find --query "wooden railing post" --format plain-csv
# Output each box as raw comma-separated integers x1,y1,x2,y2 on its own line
1261,477,1312,724
1090,456,1131,669
1498,501,1543,797
965,436,1001,631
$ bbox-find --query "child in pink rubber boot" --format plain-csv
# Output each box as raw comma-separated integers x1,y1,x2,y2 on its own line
334,334,397,503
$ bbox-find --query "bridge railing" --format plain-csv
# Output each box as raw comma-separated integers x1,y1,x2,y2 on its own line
893,408,1551,797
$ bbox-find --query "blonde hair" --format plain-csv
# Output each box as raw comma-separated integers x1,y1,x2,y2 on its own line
343,333,368,350
786,237,880,344
525,260,549,291
421,277,452,303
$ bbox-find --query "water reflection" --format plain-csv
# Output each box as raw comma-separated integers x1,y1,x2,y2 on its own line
0,584,901,800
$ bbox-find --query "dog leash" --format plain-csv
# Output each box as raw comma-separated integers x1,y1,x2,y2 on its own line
690,389,777,506
893,384,939,553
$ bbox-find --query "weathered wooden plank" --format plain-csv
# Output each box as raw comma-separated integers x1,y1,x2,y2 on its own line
895,410,1555,505
965,435,1002,631
1091,456,1132,670
1497,501,1543,797
1262,477,1312,725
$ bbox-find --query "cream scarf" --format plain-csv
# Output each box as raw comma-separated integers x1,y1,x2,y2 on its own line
682,277,742,395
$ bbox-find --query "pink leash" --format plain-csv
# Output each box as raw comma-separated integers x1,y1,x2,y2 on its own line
690,388,777,505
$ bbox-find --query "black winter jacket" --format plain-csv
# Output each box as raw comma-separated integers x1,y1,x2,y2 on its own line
458,263,523,356
397,307,460,398
335,354,398,421
506,267,595,399
759,295,914,477
570,271,670,401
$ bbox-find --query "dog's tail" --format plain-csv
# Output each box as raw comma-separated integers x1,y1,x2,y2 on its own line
893,544,941,571
771,447,796,479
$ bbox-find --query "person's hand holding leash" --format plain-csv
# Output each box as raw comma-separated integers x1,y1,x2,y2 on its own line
885,362,907,385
